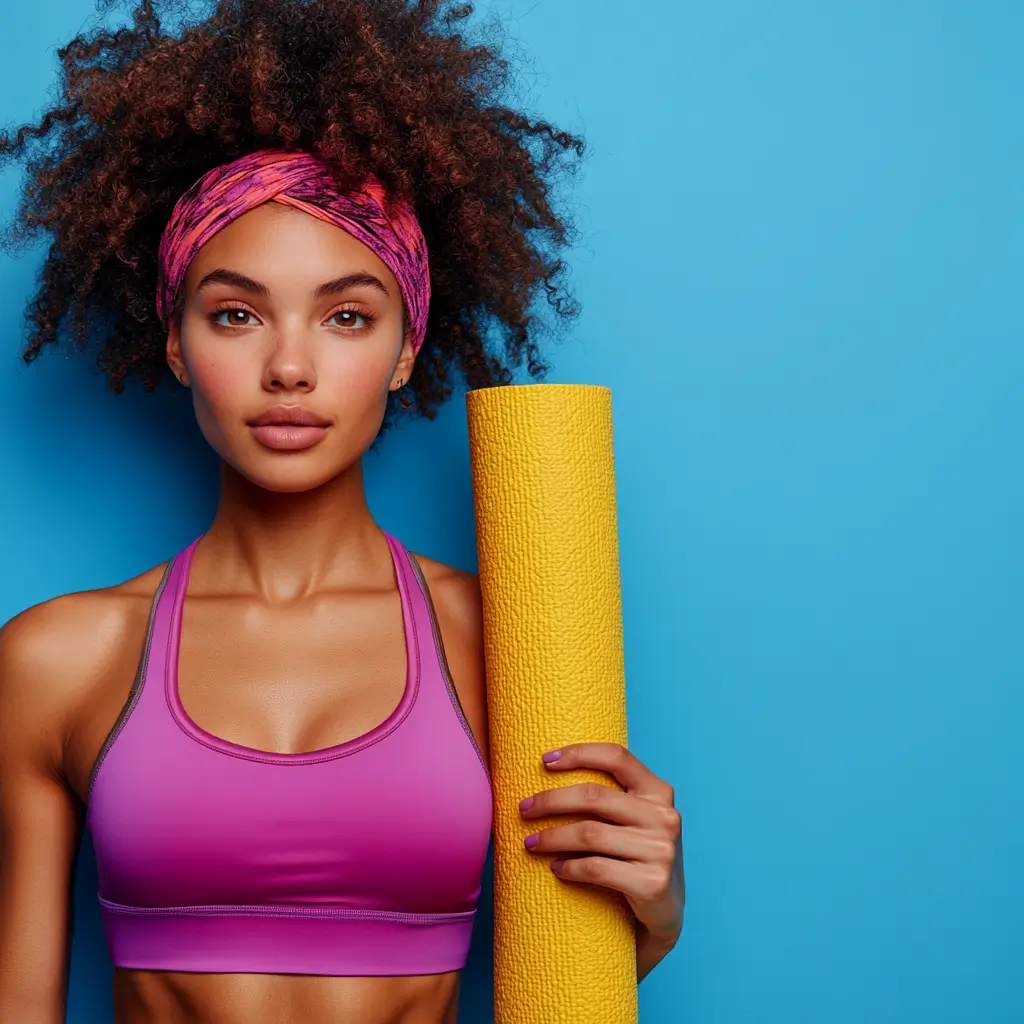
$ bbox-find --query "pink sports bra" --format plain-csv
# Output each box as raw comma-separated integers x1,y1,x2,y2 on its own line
86,532,493,976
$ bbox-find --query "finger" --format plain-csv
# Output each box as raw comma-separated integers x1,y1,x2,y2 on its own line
520,781,667,830
542,743,674,803
549,854,671,904
525,819,674,864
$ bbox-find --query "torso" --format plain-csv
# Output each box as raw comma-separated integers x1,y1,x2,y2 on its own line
57,533,491,1024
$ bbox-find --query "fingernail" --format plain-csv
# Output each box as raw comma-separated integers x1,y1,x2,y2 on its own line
524,833,540,849
519,796,534,812
542,750,561,764
551,859,564,872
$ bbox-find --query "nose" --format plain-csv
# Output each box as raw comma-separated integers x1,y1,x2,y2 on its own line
261,328,317,394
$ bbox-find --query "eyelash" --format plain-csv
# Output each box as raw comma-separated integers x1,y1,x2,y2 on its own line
208,303,377,330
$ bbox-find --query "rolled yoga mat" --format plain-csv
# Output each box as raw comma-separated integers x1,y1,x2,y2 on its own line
466,383,637,1024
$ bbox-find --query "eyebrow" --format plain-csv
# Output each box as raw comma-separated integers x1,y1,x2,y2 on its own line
194,268,391,300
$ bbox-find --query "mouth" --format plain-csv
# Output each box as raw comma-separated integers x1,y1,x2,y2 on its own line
247,406,331,452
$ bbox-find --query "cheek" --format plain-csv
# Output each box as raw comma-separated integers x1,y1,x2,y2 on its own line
320,347,394,409
181,330,397,432
187,347,255,425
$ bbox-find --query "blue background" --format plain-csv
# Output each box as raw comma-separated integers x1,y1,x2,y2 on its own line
1,2,1021,1021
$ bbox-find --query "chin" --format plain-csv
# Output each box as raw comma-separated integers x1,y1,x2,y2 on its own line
252,475,335,494
226,453,346,495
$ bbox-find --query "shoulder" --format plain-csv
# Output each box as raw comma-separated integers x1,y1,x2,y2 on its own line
406,550,490,764
0,564,167,762
409,552,483,641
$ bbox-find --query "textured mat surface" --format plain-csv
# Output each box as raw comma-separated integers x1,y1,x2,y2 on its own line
466,383,637,1024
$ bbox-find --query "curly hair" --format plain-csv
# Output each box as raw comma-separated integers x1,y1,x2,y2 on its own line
0,0,584,429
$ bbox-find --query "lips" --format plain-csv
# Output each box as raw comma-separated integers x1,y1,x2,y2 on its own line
248,405,331,451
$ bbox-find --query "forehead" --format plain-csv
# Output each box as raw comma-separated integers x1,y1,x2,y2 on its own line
183,201,400,296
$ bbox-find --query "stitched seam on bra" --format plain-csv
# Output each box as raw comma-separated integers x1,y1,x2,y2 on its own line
98,897,474,924
164,533,421,765
87,561,175,802
406,553,492,785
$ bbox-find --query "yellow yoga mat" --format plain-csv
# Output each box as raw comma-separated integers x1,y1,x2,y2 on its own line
466,383,637,1024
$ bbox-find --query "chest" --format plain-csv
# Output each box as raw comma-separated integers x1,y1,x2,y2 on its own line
175,589,408,755
66,585,415,801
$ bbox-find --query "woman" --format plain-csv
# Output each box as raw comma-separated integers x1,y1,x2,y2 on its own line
0,1,685,1022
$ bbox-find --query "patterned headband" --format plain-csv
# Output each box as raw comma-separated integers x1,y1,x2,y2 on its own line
156,149,431,353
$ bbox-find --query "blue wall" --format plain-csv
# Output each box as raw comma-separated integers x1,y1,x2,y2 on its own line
1,2,1021,1021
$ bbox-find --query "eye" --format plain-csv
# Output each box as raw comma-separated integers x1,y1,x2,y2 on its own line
211,307,259,328
327,308,372,330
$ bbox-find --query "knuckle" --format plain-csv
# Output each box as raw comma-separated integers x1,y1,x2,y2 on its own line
654,838,677,864
662,806,683,839
576,858,604,883
583,782,605,805
643,867,672,899
579,820,603,847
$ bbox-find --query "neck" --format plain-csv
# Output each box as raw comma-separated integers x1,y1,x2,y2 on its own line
198,458,390,602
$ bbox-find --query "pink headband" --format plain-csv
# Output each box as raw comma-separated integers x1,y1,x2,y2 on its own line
156,149,431,353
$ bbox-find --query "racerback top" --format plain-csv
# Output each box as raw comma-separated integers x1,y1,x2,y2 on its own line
85,532,493,976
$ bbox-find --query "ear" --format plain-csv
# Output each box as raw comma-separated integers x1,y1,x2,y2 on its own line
166,319,188,386
389,334,417,392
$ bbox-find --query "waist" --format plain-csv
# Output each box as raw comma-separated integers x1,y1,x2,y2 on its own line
112,965,461,1024
99,897,477,976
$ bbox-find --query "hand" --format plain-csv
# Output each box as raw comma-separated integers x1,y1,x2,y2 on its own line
519,742,685,952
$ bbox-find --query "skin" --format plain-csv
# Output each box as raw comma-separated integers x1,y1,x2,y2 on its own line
0,202,685,1024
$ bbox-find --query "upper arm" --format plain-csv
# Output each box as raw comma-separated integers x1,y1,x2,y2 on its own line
0,601,95,1022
